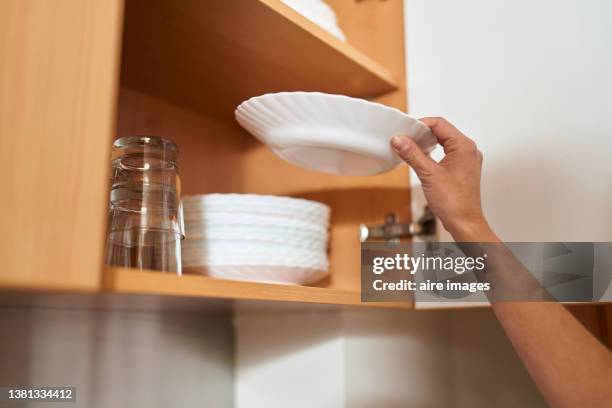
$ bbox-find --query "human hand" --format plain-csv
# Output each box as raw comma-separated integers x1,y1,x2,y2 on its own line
391,117,495,241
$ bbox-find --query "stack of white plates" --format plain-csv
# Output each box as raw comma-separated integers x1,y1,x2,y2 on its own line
281,0,346,41
182,194,330,285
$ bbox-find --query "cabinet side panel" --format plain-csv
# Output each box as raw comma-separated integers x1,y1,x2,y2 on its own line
0,0,124,290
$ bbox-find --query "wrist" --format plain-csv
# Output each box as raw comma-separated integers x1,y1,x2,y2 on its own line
444,216,498,242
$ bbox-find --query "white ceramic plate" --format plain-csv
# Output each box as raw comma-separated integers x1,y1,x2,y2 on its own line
182,239,327,257
235,92,437,176
186,264,329,285
182,256,328,272
183,194,329,214
183,194,330,224
184,224,328,243
184,231,327,250
182,245,328,267
183,205,329,227
280,0,346,42
184,223,328,238
184,213,328,235
182,254,328,272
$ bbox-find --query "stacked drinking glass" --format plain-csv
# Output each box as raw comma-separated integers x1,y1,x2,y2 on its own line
106,136,184,274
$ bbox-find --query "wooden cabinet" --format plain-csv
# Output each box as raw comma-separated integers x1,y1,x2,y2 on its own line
0,0,124,291
1,0,611,348
0,0,413,308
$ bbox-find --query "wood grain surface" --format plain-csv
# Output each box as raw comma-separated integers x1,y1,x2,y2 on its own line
0,0,124,290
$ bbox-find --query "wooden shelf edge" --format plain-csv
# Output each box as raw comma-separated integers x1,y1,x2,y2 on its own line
259,0,399,92
103,267,412,309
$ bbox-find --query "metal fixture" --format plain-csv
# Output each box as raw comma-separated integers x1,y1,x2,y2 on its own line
359,206,436,243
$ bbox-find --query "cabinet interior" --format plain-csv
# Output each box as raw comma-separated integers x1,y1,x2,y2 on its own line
113,0,413,300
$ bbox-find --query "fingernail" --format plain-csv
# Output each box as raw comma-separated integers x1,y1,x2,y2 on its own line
391,135,411,151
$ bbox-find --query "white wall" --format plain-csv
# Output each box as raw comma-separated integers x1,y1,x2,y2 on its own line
342,309,452,408
405,0,612,405
0,307,234,408
234,307,452,408
404,0,612,242
234,308,346,408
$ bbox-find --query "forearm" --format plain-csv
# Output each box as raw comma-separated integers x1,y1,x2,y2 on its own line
444,217,499,243
450,221,612,408
493,302,612,407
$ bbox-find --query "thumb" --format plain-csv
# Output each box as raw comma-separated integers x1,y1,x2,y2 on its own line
391,135,438,178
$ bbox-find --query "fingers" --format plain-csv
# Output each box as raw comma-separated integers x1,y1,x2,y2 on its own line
419,117,473,154
419,117,465,143
391,135,438,179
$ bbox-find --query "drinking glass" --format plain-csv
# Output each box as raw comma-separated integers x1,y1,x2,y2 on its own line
106,136,184,274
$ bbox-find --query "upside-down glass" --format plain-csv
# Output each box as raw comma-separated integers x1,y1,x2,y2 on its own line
106,136,184,274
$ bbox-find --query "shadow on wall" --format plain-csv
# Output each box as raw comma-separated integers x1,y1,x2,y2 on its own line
0,308,33,390
449,308,547,408
0,305,234,408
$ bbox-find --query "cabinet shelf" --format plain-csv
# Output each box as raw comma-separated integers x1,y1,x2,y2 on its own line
104,268,411,309
120,0,398,118
2,0,410,305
